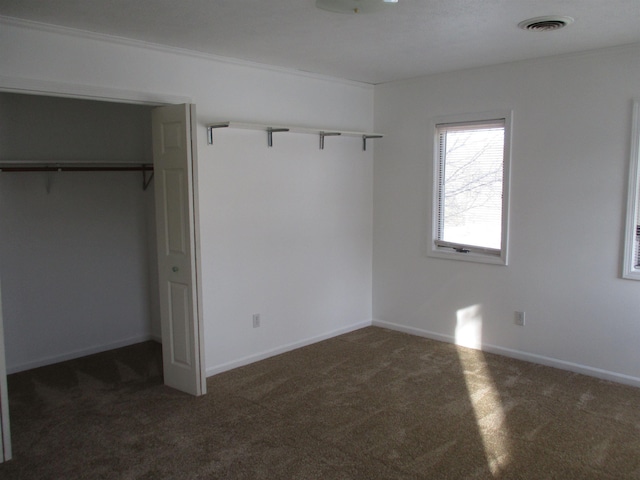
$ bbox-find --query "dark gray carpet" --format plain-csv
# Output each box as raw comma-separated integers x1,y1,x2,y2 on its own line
1,327,640,479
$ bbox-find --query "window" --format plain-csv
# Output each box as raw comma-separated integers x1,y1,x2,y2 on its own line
429,111,512,265
623,101,640,280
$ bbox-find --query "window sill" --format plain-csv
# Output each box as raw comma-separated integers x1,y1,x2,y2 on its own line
622,268,640,281
427,246,508,266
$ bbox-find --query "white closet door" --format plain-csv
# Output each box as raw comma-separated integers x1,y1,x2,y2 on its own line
152,104,206,396
0,278,12,462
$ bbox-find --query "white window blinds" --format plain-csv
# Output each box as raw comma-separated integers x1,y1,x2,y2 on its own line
435,119,506,254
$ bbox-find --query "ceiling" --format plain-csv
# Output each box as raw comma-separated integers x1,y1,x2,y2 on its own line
1,0,639,84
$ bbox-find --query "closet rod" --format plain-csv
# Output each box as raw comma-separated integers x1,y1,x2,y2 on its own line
0,164,153,172
0,164,155,191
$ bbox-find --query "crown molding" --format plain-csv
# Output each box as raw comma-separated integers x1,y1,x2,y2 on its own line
0,15,374,90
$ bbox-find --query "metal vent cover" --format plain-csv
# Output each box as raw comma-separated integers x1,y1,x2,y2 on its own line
518,16,574,32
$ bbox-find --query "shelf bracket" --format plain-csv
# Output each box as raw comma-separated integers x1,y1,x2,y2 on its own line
362,134,383,151
207,122,230,145
319,132,341,150
142,166,154,191
267,128,290,148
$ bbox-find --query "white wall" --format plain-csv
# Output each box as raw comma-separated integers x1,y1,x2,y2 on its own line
0,93,153,163
0,93,159,372
0,172,156,372
0,18,374,374
206,129,372,372
373,45,640,385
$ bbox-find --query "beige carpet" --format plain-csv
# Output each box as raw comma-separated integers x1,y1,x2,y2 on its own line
1,327,640,479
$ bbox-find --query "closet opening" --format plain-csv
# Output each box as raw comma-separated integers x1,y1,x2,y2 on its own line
0,92,163,391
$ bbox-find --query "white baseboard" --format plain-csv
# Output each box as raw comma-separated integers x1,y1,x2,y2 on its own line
7,334,155,375
373,319,640,389
206,320,373,377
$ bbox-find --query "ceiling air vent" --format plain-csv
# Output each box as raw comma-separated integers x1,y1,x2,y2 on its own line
518,16,574,32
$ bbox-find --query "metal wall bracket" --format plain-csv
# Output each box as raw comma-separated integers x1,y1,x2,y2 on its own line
362,134,383,151
207,122,231,145
267,128,290,147
319,132,341,150
143,167,154,191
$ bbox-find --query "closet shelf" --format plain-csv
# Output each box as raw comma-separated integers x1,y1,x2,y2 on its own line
206,121,383,151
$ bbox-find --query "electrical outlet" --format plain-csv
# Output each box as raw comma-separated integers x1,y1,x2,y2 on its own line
515,311,526,326
252,314,261,328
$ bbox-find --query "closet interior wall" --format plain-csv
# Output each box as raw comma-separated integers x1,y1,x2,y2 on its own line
0,93,160,373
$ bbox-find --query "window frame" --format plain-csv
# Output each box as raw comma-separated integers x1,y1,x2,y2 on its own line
623,100,640,280
428,110,513,266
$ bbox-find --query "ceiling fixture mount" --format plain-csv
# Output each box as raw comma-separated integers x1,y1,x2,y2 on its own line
518,16,574,32
316,0,398,14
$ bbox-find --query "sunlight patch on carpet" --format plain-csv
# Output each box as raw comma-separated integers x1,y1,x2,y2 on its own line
455,304,512,476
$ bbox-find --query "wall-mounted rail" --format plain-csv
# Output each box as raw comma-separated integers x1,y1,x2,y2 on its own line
207,121,383,151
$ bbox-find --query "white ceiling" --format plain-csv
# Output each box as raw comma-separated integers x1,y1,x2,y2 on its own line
1,0,639,84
